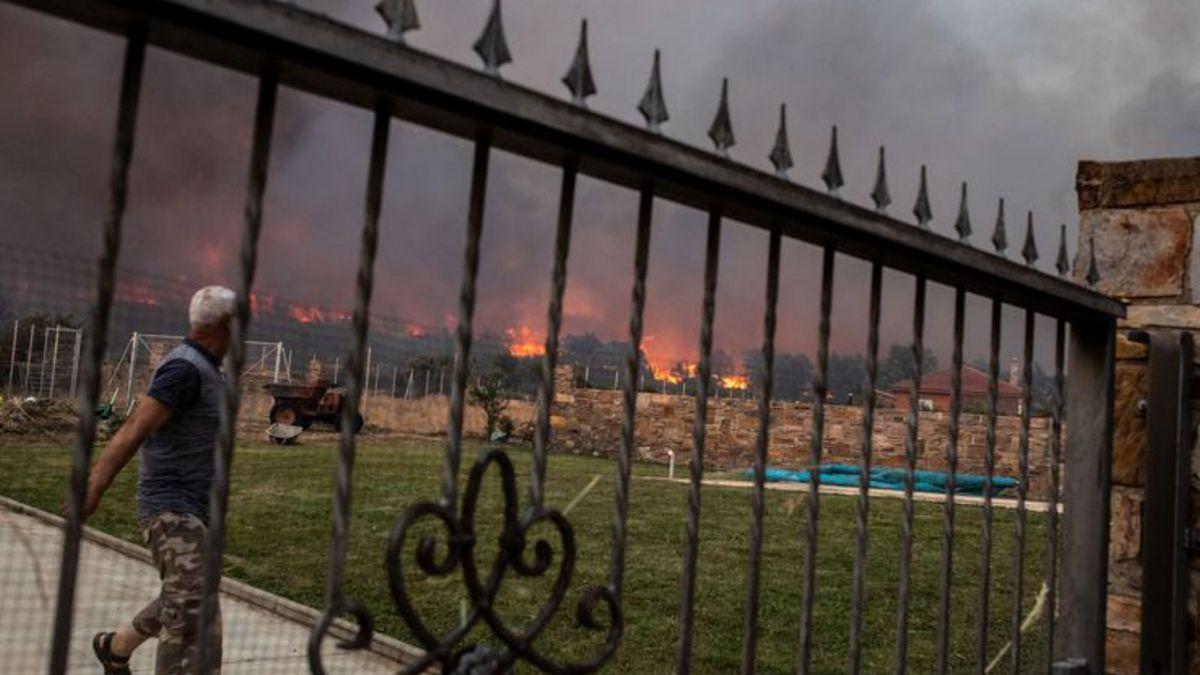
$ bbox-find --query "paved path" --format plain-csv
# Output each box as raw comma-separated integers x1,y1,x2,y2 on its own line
0,500,411,673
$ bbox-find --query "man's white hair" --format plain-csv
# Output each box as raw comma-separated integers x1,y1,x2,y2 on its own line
189,286,236,329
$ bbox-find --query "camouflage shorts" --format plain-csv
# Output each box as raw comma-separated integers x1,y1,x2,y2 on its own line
131,511,223,675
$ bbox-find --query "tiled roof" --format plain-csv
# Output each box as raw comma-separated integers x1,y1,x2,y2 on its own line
889,365,1022,397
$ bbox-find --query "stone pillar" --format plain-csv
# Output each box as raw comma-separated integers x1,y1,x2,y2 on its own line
1075,158,1200,673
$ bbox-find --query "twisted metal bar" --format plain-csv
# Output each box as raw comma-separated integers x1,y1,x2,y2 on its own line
196,62,279,674
307,95,392,673
740,226,782,675
677,205,722,673
976,298,1002,673
894,273,926,674
610,180,654,599
531,155,578,507
848,260,883,674
1010,308,1035,673
1044,319,1065,671
797,244,835,675
936,287,966,674
442,127,493,509
49,21,146,675
386,448,621,674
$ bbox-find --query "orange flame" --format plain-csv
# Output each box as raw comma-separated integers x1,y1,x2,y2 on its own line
505,326,545,358
405,323,426,338
288,304,351,325
720,374,750,390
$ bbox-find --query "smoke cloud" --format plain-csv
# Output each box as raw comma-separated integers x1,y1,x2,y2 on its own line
1,0,1194,368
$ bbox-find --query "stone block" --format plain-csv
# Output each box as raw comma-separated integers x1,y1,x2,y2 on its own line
1107,593,1142,634
1122,304,1200,331
1115,333,1149,360
1105,629,1140,675
1075,207,1192,299
1112,363,1148,487
1110,487,1142,563
1077,157,1200,210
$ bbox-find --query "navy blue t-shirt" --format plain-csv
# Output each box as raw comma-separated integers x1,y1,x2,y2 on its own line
146,339,219,412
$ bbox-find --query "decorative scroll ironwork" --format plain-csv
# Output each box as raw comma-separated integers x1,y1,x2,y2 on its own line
385,448,621,674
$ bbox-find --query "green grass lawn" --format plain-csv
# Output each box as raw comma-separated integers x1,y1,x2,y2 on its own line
0,438,1050,673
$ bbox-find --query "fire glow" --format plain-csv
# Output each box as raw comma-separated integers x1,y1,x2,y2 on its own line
720,374,750,390
506,326,545,358
287,304,352,325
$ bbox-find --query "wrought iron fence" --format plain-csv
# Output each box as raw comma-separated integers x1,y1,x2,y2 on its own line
4,0,1125,672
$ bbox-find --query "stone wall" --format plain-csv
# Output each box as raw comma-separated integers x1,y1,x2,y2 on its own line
1077,157,1200,673
549,365,1058,498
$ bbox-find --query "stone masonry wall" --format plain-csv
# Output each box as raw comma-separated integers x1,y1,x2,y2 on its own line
549,365,1058,499
1076,158,1200,674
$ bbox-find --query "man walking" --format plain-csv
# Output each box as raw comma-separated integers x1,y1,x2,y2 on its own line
84,286,235,674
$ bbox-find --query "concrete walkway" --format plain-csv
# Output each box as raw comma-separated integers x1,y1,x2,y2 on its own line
0,498,415,673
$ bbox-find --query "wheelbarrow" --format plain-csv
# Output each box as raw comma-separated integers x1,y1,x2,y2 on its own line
266,422,304,445
263,380,364,433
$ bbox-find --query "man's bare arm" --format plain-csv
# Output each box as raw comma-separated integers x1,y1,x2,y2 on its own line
82,396,172,518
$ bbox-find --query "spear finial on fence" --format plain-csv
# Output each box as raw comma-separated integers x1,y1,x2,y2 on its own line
769,104,793,178
1085,236,1101,286
912,165,932,228
870,146,891,213
1021,211,1039,266
707,78,735,157
638,50,669,133
1055,224,1071,276
376,0,419,43
562,19,596,107
954,182,972,242
991,197,1008,255
821,126,844,195
473,0,512,76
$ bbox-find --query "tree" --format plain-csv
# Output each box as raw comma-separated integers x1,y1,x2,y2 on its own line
826,353,867,402
876,343,939,390
468,372,510,439
743,351,813,401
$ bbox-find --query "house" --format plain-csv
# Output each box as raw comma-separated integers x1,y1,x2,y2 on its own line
889,365,1022,414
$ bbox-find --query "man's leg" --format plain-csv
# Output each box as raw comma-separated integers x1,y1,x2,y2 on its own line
148,512,223,675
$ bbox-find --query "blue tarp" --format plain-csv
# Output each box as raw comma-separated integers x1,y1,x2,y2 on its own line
747,464,1018,496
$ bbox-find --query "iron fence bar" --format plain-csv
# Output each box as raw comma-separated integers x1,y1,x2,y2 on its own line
531,155,578,508
1058,317,1114,671
935,287,965,673
441,126,493,509
677,204,722,674
9,0,1124,324
740,225,782,675
1044,318,1065,672
196,61,279,674
48,20,146,675
611,179,654,599
1009,308,1035,673
976,298,1002,673
894,273,926,674
848,259,883,674
308,94,391,673
797,244,835,675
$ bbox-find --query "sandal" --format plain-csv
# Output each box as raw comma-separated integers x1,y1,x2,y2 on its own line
92,632,132,674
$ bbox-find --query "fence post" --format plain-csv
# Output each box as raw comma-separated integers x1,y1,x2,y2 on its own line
1057,315,1116,672
39,326,50,397
332,356,340,385
391,365,397,397
69,329,81,400
5,319,16,395
23,324,34,396
48,325,61,397
273,341,282,382
125,332,140,410
424,369,431,397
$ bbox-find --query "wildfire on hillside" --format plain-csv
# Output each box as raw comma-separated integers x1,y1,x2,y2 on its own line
506,325,545,357
288,303,352,324
405,323,426,338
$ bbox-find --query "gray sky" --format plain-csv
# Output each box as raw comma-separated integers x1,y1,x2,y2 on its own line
1,0,1196,368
